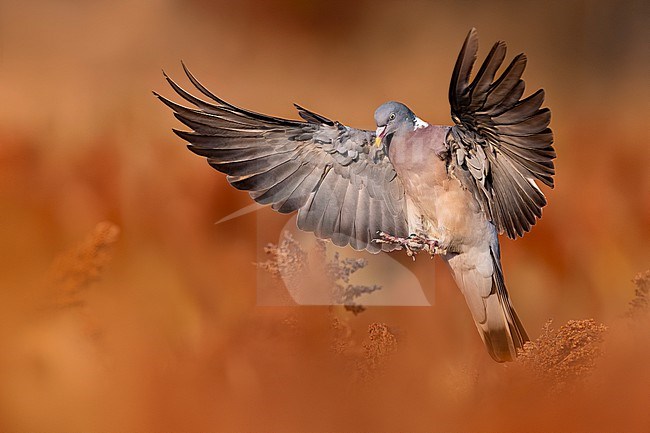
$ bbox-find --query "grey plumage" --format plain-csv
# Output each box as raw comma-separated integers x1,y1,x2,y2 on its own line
448,28,555,239
155,64,409,254
157,29,555,362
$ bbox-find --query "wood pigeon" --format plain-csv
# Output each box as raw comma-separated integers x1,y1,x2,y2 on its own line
155,28,555,362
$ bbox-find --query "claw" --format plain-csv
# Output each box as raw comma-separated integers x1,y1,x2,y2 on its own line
372,231,442,260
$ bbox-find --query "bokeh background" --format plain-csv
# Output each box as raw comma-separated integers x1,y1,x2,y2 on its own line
1,0,648,432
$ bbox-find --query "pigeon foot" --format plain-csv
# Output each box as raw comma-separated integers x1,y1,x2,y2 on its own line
373,232,443,261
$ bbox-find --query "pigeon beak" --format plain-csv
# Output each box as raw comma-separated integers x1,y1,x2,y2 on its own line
374,126,386,147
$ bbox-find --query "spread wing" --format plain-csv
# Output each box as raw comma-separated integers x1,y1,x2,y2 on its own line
155,64,409,252
447,28,556,238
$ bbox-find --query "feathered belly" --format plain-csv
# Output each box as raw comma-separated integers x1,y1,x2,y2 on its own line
390,126,488,251
401,168,486,252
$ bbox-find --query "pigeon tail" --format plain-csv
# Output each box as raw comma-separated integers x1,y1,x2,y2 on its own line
445,247,528,362
478,281,528,362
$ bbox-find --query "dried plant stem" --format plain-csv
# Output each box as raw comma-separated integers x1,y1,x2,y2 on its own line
517,319,607,388
47,221,120,309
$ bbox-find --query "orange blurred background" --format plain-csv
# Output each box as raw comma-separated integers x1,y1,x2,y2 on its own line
0,0,648,432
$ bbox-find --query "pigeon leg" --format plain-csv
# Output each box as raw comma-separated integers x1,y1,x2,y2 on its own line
373,232,443,261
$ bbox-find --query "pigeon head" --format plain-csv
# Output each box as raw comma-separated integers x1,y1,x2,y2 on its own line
373,101,416,147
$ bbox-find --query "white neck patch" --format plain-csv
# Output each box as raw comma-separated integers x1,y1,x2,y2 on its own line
414,117,429,130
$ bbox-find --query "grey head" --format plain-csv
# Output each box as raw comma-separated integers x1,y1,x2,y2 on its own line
373,101,416,148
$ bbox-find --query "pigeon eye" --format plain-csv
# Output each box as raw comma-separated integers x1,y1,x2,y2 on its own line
389,113,396,121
